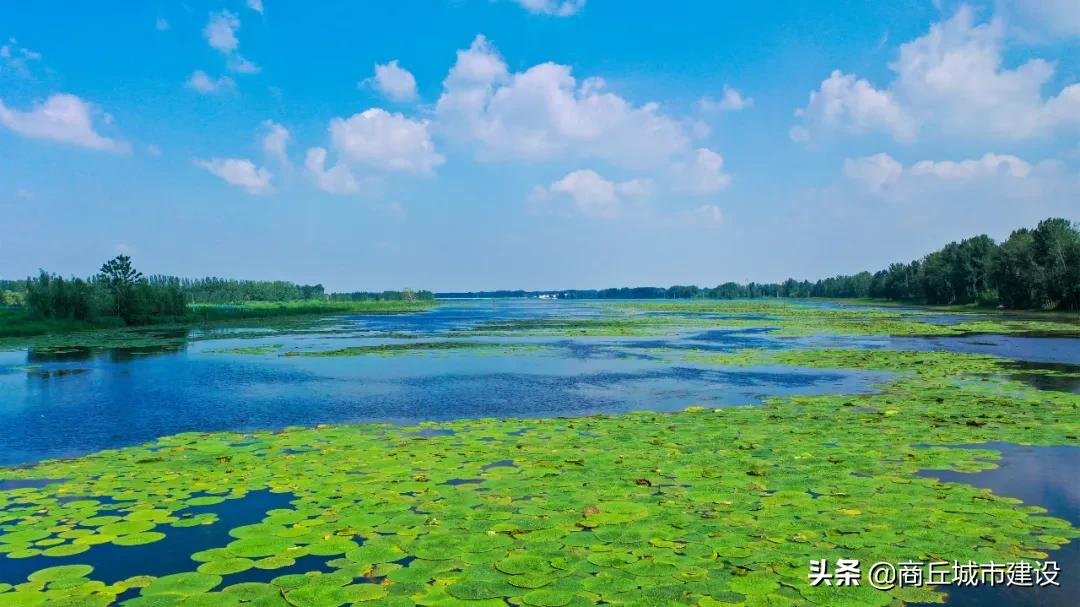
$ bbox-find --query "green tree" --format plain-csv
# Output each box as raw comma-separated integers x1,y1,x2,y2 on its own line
97,255,144,323
1032,218,1080,309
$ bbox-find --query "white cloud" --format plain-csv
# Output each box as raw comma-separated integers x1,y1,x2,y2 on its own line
673,148,732,194
146,144,162,156
1,38,42,77
794,7,1080,142
260,120,290,165
689,204,724,224
195,157,273,194
305,147,359,194
155,17,170,31
512,0,585,17
844,152,1035,193
185,70,235,94
328,108,443,174
444,35,508,86
435,35,689,169
616,178,655,199
794,70,914,142
910,153,1032,180
247,0,265,15
227,55,260,74
367,60,418,102
843,153,903,192
0,93,129,153
534,169,651,218
698,85,753,112
203,10,260,74
997,0,1080,40
204,11,240,54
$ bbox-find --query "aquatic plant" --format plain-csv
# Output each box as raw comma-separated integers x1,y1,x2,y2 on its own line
280,342,550,358
1,343,1077,606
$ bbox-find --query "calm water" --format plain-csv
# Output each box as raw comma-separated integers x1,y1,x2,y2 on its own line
0,300,1078,606
0,300,1077,466
918,443,1080,607
0,300,898,465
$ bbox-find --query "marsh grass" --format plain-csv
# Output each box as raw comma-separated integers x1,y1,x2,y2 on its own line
0,300,437,350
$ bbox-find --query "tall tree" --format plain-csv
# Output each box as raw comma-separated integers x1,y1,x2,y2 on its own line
98,255,144,323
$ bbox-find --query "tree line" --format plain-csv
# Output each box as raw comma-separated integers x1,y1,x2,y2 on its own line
329,289,434,302
1,255,432,326
438,217,1079,311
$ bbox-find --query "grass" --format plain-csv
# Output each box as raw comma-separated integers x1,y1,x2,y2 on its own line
186,300,437,322
0,308,123,339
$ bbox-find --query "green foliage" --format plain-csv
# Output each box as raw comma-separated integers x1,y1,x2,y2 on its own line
867,218,1080,309
97,255,144,322
1,336,1077,606
442,217,1080,310
3,255,438,340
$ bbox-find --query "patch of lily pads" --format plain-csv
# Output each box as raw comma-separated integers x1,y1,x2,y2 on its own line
2,341,1078,606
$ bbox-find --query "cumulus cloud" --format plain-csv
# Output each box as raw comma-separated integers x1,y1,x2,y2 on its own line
247,0,265,15
793,6,1080,142
435,35,689,169
329,108,443,174
843,153,904,192
673,148,732,194
203,10,260,74
997,0,1080,40
512,0,585,17
366,60,418,102
843,152,1036,194
0,93,129,153
227,55,260,74
793,70,914,142
698,85,754,112
305,147,359,194
204,11,240,53
532,169,652,218
910,153,1032,180
260,120,290,165
185,70,235,94
195,157,273,194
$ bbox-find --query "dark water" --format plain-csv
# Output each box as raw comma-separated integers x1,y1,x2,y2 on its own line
0,490,300,584
0,301,894,466
918,443,1080,607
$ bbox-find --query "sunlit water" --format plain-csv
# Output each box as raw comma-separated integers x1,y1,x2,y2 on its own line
918,443,1080,607
0,300,903,465
0,300,1078,605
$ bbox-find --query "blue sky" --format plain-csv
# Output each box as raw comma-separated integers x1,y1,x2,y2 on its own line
1,0,1077,291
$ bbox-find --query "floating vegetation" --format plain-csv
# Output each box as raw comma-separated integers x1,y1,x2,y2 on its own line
454,300,1078,342
1,342,1078,606
282,341,550,358
611,301,1080,338
208,344,284,356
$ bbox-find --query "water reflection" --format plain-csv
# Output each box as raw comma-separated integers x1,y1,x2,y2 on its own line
918,443,1080,607
0,304,894,465
1,301,1076,466
0,490,296,585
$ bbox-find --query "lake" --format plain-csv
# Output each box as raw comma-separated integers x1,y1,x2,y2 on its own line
1,299,1077,607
